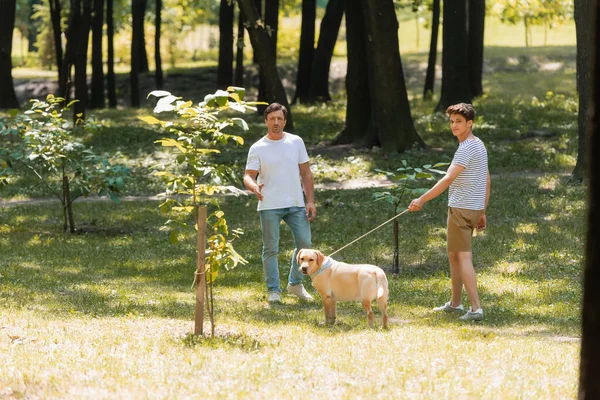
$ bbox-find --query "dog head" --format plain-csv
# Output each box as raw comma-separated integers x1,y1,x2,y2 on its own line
297,249,325,275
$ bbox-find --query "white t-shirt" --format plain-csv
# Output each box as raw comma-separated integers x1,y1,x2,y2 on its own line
245,132,310,211
448,138,488,210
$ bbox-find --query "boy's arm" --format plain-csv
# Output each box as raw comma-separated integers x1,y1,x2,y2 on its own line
408,164,464,211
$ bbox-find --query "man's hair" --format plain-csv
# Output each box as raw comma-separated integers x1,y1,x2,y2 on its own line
264,103,288,120
446,103,475,121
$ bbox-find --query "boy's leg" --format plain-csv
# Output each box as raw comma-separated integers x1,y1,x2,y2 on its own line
457,251,481,311
448,251,464,307
259,209,285,293
283,206,311,286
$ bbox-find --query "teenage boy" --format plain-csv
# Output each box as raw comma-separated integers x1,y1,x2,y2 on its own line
408,103,490,321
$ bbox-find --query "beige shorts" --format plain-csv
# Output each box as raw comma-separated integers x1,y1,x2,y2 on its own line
447,207,484,252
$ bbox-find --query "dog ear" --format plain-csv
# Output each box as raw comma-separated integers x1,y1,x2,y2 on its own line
297,249,304,265
316,250,325,266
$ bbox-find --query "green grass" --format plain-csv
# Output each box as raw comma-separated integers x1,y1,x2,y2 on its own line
0,38,585,398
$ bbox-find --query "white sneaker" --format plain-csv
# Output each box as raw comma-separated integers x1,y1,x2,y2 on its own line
460,307,484,321
287,283,313,301
433,301,464,313
267,291,282,304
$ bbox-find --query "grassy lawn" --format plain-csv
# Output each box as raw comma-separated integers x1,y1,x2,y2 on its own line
1,34,584,399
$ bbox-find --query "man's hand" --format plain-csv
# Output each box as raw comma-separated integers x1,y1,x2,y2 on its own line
408,197,425,212
306,202,316,222
253,183,264,201
476,213,487,231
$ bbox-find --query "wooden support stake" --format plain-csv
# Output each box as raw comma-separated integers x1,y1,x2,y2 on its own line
194,205,207,336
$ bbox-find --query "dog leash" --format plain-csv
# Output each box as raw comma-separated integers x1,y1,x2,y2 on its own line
327,208,410,257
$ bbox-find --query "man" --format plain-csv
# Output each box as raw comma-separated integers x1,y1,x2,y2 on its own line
244,103,316,304
408,103,490,321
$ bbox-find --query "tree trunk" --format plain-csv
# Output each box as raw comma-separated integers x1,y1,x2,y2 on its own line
155,0,163,89
237,0,294,131
218,0,234,88
293,0,316,104
436,0,471,111
60,0,80,101
131,0,143,107
573,0,594,181
423,0,440,100
0,0,19,109
362,0,424,152
257,0,279,113
468,0,485,98
332,0,370,145
307,0,344,103
580,3,600,396
49,0,65,91
90,0,105,109
73,0,92,122
106,0,117,107
138,0,149,73
234,4,245,86
28,0,41,53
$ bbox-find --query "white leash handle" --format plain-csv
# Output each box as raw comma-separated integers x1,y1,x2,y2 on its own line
327,209,410,257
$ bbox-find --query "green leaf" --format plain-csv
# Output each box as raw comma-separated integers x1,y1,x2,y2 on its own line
227,86,246,100
108,191,120,203
147,90,171,98
169,230,179,245
139,116,162,125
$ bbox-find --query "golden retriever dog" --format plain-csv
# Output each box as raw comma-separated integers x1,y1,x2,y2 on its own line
297,249,389,329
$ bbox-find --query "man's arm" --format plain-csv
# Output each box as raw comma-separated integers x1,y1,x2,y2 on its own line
408,164,465,211
244,170,263,201
476,169,491,230
299,162,316,221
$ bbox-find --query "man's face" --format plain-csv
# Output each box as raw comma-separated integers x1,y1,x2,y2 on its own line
265,110,286,134
449,113,472,138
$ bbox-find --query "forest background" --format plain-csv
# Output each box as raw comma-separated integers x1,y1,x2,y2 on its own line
1,0,599,399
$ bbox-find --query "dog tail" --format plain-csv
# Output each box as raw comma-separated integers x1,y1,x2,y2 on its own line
376,270,387,299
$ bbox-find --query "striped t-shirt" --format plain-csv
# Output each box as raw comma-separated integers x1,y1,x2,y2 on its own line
448,138,488,210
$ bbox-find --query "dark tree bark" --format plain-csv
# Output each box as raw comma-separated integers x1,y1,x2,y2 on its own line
580,3,600,397
218,0,234,88
60,0,80,101
423,0,440,100
155,0,163,89
332,0,370,145
90,0,105,109
106,0,117,107
27,0,41,53
131,0,143,107
573,0,594,181
73,0,92,122
252,0,262,64
138,0,149,73
0,0,19,109
49,0,64,89
237,0,294,131
257,0,278,112
292,0,316,104
468,0,485,98
361,0,423,152
234,4,245,86
307,0,344,103
436,0,471,111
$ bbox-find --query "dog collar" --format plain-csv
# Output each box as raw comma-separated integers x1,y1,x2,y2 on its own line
310,257,334,278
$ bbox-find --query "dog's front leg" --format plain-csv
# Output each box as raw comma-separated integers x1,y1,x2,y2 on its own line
323,296,336,325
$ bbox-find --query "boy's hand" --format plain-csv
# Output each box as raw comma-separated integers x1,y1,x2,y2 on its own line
408,198,424,212
476,213,487,231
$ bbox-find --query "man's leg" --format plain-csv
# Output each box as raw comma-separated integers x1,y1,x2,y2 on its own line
259,209,285,293
283,206,311,286
456,251,481,311
448,251,464,307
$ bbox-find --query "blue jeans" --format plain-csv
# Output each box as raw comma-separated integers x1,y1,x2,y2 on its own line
259,206,311,293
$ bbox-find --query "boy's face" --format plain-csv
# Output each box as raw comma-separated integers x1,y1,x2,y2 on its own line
449,113,473,139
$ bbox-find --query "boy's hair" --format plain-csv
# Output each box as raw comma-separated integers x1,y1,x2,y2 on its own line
446,103,475,121
264,103,288,120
